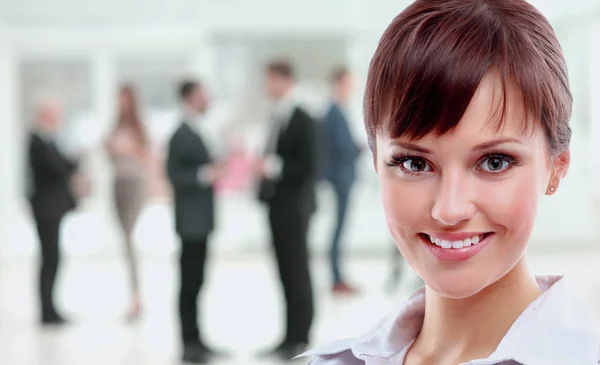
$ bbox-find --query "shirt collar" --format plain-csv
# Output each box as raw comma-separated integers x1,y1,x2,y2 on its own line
332,99,348,112
270,90,297,124
352,275,599,365
182,107,205,133
35,127,56,142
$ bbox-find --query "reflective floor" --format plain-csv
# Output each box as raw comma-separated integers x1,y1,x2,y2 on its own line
1,249,600,365
0,253,413,365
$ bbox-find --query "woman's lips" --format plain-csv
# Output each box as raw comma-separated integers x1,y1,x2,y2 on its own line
420,232,494,261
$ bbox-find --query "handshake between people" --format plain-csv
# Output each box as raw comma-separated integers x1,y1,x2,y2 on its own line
198,161,228,185
253,154,283,180
193,151,282,189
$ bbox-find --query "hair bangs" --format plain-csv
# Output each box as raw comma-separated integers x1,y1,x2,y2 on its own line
364,0,572,155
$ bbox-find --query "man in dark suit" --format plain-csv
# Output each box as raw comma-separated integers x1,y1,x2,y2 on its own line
257,60,318,360
27,99,78,325
166,80,226,364
322,67,363,295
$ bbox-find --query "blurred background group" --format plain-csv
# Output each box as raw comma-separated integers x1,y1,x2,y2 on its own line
0,0,600,364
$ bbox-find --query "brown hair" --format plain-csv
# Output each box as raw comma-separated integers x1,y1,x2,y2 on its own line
363,0,572,157
266,59,295,80
115,85,147,146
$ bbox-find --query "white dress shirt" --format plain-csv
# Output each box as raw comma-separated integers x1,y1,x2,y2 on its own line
181,108,215,186
299,275,600,365
263,92,297,180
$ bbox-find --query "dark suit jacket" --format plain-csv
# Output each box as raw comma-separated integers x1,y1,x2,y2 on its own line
322,103,361,190
167,122,215,240
28,132,78,220
259,106,318,217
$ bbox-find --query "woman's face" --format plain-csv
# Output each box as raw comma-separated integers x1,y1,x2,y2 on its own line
376,73,569,299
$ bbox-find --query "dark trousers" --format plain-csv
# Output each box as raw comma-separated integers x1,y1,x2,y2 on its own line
330,182,352,285
33,213,63,319
179,237,209,345
269,198,314,344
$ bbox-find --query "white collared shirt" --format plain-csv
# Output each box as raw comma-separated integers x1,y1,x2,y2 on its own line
34,128,59,147
182,107,205,135
180,108,217,186
270,92,296,131
299,276,600,365
262,92,297,179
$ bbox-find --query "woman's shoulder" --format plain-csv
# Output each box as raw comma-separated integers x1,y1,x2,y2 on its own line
298,288,426,364
295,338,363,364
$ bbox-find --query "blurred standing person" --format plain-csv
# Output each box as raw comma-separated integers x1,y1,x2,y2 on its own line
167,80,226,364
27,98,79,325
105,85,150,321
257,60,318,360
322,67,363,295
385,243,406,292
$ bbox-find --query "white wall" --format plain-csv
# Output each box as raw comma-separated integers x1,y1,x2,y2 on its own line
5,0,594,30
590,22,600,193
0,27,20,256
1,1,599,259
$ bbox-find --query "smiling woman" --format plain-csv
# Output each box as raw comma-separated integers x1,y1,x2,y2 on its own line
298,1,600,365
377,72,565,300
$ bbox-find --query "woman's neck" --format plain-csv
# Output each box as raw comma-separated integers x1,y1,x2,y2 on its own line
409,260,542,365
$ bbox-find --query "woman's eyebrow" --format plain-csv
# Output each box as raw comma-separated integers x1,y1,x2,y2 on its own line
473,137,522,151
389,141,431,154
389,137,522,154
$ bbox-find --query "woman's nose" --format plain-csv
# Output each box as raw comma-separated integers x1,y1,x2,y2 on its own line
431,173,476,226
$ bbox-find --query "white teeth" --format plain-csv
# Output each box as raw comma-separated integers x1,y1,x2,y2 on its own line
451,241,463,249
427,234,484,249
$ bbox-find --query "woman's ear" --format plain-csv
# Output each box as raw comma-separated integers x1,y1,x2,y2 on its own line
546,149,570,195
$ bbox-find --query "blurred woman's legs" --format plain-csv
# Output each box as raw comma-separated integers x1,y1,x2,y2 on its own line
114,176,146,321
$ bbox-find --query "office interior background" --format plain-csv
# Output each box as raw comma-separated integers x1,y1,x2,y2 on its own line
0,0,599,364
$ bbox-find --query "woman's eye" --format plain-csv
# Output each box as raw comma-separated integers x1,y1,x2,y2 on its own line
402,158,430,173
478,155,513,173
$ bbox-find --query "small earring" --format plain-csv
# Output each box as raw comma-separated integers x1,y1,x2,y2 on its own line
549,186,556,193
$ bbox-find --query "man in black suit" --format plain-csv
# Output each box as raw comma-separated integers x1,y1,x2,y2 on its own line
257,60,319,360
166,80,226,364
27,99,78,325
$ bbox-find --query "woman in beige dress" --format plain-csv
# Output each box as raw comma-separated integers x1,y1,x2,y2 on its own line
106,86,150,321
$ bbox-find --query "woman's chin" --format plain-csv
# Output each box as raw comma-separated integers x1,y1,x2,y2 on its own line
424,276,489,299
